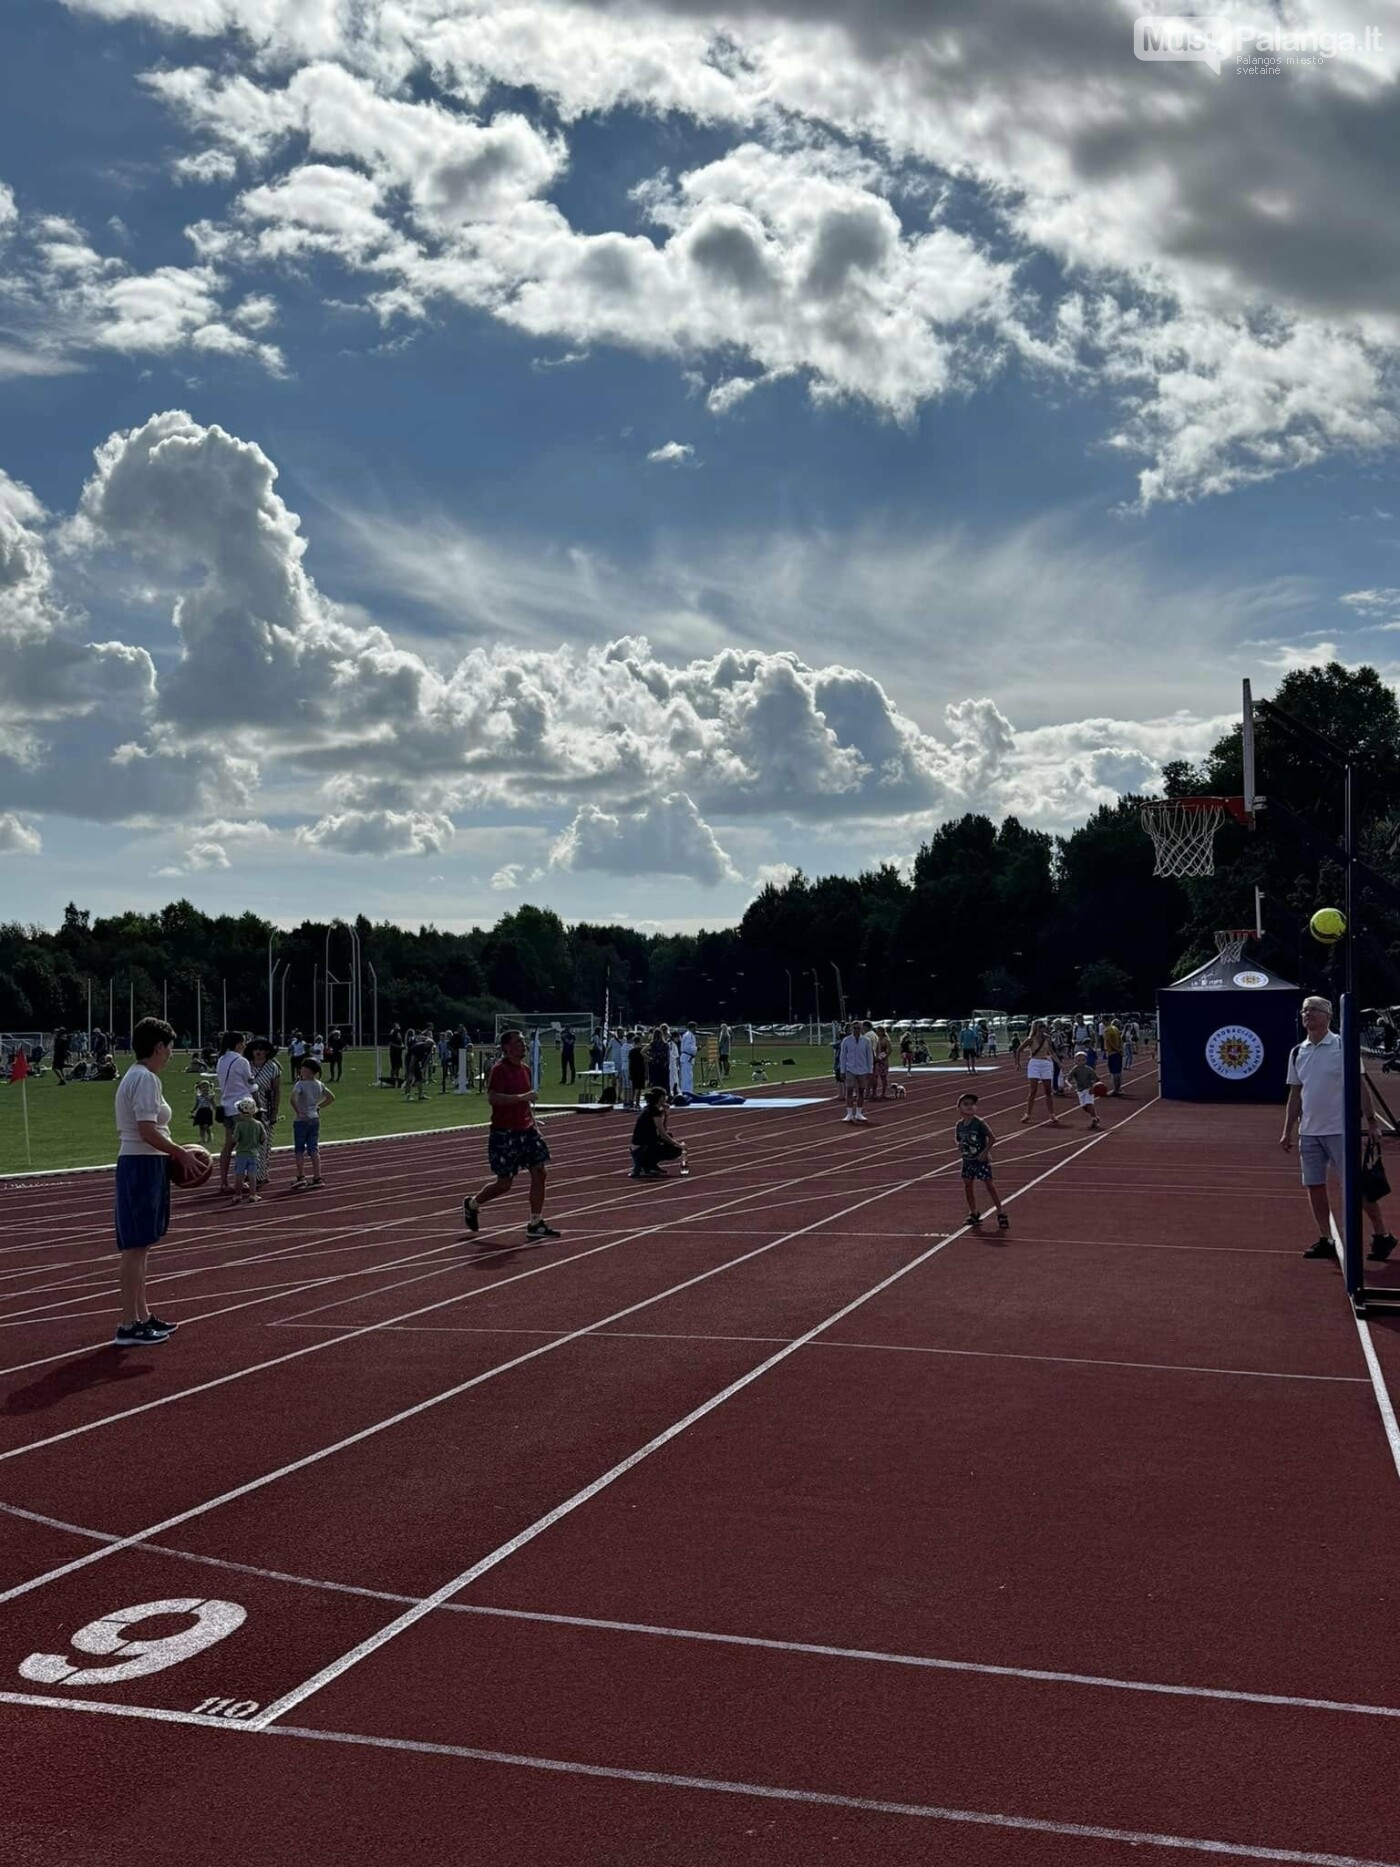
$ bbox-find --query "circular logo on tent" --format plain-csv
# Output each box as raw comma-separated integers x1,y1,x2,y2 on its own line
1233,970,1268,989
1205,1025,1264,1080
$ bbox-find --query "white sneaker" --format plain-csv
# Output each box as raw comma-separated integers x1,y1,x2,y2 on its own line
854,1109,868,1123
842,1109,855,1122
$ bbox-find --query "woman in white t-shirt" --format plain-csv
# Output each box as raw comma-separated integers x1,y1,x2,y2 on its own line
216,1031,257,1193
113,1016,197,1347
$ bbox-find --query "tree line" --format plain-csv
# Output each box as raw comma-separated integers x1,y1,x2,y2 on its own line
4,664,1397,1035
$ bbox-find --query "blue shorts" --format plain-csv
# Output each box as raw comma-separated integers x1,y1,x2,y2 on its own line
488,1127,551,1180
293,1118,321,1157
233,1152,259,1176
962,1159,993,1182
1107,1052,1122,1076
114,1155,171,1252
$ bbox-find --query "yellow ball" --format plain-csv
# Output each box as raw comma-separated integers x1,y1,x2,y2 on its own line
1310,907,1347,945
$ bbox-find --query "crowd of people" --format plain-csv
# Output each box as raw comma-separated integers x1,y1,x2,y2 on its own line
86,990,1400,1348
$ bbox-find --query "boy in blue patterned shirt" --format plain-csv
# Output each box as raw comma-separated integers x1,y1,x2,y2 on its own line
955,1093,1009,1231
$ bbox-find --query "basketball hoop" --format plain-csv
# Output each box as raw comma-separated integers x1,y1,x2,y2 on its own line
1140,797,1248,879
1214,928,1255,962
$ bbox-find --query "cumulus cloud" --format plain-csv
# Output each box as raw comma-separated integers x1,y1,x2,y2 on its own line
297,808,454,856
0,812,41,856
647,441,696,465
3,408,1252,872
0,460,246,823
550,791,739,883
57,0,1400,500
0,187,284,374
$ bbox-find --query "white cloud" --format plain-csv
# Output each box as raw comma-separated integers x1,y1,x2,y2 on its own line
0,190,284,374
297,808,455,856
551,791,739,883
67,0,1400,500
0,460,247,824
153,837,231,877
647,441,696,465
0,812,41,856
172,149,239,185
752,860,798,890
490,862,528,890
1,409,1272,872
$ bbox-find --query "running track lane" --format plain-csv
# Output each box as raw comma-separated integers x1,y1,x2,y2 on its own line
4,1090,1397,1865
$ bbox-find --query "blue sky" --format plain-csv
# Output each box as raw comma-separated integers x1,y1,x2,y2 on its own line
3,0,1400,931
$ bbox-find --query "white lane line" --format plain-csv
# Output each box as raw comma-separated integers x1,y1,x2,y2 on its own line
0,1121,1016,1605
0,1074,1001,1369
0,1070,838,1196
1352,1319,1400,1481
1327,1216,1400,1485
0,1077,1002,1406
1326,1220,1400,1483
6,1497,1399,1724
0,1083,975,1377
261,1322,1369,1383
271,1078,1063,1330
0,1694,1395,1867
251,1106,1158,1726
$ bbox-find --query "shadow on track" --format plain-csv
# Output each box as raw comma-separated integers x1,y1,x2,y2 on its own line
5,1347,156,1414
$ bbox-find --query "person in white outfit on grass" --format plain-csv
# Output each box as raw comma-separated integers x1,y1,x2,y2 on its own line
839,1020,875,1123
679,1022,698,1096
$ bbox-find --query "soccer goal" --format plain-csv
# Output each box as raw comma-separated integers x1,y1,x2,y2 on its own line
493,1012,597,1043
487,1014,598,1094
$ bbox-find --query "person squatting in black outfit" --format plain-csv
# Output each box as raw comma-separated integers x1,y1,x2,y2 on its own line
630,1087,688,1179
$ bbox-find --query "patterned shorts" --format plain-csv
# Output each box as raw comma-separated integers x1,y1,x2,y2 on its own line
961,1159,993,1182
488,1126,551,1180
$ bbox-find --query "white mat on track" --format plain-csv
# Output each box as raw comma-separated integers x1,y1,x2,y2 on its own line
537,1096,828,1112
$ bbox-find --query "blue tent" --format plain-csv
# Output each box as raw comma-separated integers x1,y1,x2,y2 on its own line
1158,950,1298,1103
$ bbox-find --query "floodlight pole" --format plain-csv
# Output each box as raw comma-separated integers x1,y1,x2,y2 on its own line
831,962,846,1023
367,961,380,1084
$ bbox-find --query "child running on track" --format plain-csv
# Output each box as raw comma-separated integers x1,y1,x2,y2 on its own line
464,1027,561,1243
955,1093,1008,1230
1067,1051,1103,1131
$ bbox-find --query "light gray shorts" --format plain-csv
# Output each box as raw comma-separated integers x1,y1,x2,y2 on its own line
1300,1133,1345,1188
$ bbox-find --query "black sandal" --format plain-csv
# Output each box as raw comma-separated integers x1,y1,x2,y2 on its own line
997,1212,1010,1229
967,1210,983,1224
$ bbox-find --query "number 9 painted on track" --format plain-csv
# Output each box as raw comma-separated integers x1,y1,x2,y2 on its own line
19,1599,246,1687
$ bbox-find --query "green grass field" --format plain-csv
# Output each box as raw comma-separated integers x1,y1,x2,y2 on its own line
0,1042,834,1176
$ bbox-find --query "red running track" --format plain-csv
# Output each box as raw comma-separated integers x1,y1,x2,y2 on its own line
2,1068,1399,1866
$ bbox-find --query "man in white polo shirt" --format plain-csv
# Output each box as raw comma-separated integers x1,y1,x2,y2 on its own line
1281,994,1396,1262
839,1019,875,1124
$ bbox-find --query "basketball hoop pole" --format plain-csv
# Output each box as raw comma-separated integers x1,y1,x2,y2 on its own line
1253,696,1363,1304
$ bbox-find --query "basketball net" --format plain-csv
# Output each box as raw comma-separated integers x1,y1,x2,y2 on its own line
1214,929,1253,962
1140,800,1226,878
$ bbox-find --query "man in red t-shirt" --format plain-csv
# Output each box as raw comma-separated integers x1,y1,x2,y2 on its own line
463,1028,561,1243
